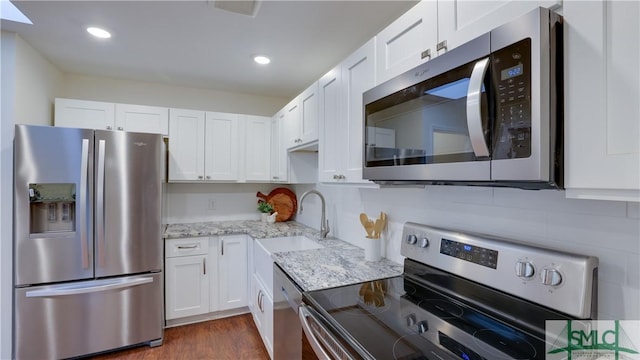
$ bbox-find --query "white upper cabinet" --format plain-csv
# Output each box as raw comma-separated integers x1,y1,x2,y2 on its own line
114,104,169,135
319,39,376,184
55,98,168,135
55,98,115,130
168,109,240,182
283,81,319,150
168,109,206,181
283,96,301,149
297,82,319,147
375,1,436,85
204,112,239,181
564,0,640,202
375,0,562,85
437,0,561,55
243,115,271,182
318,65,343,183
270,112,288,182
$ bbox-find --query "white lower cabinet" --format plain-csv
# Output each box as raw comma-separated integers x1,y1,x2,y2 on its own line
165,235,248,323
252,274,274,359
216,235,249,310
165,237,210,320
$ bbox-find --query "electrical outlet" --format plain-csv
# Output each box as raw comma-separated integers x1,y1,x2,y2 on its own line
208,199,216,210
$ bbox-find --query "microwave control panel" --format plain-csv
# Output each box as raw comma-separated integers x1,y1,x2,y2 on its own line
492,38,532,160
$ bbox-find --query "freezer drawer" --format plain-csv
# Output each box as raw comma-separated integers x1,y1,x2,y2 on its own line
14,273,163,360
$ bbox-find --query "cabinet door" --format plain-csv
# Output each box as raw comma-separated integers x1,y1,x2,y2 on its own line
165,255,209,320
564,0,640,201
54,98,115,130
217,235,248,310
168,109,205,181
284,97,301,149
342,38,376,183
245,115,271,181
318,66,343,182
204,112,239,181
437,0,561,55
299,81,319,145
270,113,288,182
251,274,274,359
115,104,169,135
375,1,435,85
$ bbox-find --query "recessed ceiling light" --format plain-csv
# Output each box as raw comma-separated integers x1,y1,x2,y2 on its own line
253,55,270,65
87,27,111,39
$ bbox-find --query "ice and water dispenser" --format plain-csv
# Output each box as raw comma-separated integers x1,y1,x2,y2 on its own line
29,183,76,234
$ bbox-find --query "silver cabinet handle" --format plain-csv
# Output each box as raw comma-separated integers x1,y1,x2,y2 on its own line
206,176,211,180
96,139,106,267
106,126,112,130
466,57,491,158
421,48,431,60
437,40,447,52
117,126,123,131
203,257,206,275
273,176,279,180
79,138,90,269
177,244,198,249
221,239,224,256
197,175,203,180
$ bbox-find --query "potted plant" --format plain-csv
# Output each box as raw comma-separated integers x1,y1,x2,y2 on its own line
257,201,274,222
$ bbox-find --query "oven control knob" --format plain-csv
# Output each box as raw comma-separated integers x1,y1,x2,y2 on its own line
417,320,429,334
407,234,417,245
540,268,563,286
419,237,430,248
405,314,417,327
515,261,535,278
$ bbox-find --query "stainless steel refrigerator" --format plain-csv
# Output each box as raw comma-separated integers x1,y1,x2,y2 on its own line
13,124,164,359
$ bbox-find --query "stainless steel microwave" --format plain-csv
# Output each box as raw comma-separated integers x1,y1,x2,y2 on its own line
363,7,563,189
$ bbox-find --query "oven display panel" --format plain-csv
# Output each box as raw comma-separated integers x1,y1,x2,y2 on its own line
440,238,498,269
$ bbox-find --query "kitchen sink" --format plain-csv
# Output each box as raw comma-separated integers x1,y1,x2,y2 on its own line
256,236,324,255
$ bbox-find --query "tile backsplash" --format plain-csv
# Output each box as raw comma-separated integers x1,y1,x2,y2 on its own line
292,184,640,321
164,182,639,320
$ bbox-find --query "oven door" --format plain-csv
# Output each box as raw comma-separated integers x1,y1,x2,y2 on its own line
363,33,492,183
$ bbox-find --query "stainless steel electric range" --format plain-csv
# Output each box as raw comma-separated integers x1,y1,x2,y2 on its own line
301,222,598,360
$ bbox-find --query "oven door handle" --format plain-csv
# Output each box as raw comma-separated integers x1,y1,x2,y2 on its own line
466,57,491,158
299,304,356,360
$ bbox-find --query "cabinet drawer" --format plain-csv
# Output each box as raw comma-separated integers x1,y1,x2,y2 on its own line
165,237,208,257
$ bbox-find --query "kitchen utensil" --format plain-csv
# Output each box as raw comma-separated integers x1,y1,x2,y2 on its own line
359,213,374,238
256,188,297,222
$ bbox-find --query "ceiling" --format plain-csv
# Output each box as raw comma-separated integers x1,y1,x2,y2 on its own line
2,0,418,100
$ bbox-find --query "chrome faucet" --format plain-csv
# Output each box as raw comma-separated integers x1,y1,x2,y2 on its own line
299,190,330,239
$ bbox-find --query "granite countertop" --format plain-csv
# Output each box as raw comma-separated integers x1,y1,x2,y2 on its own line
164,220,403,291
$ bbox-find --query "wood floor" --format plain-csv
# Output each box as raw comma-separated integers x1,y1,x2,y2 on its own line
89,314,269,360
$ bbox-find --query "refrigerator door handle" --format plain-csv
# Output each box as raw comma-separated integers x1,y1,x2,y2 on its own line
80,138,90,269
25,277,154,297
96,139,106,267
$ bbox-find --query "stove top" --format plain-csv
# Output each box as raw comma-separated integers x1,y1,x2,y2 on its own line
302,223,599,360
304,262,575,360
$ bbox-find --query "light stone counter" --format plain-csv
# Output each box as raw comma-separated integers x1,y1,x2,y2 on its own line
163,220,403,291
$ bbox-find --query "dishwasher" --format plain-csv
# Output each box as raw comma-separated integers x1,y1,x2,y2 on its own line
273,263,304,360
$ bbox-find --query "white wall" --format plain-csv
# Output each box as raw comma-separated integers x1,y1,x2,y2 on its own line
292,183,640,321
1,30,65,359
14,36,64,126
0,30,18,360
60,74,287,117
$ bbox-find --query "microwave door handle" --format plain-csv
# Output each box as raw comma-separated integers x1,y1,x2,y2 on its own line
466,57,491,158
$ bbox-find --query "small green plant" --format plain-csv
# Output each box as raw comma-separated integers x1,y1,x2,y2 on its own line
257,201,274,214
